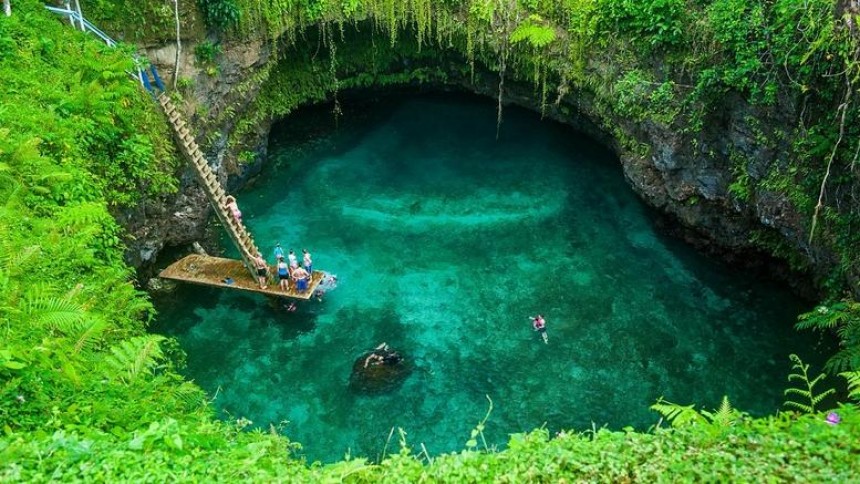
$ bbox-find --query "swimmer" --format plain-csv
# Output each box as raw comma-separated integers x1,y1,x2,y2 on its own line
529,315,548,344
286,302,297,312
364,352,384,368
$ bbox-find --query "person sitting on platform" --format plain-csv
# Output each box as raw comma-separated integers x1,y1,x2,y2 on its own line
291,265,310,292
252,252,268,289
276,256,290,292
225,196,242,223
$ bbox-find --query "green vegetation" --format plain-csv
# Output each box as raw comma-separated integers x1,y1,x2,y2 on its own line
2,0,860,480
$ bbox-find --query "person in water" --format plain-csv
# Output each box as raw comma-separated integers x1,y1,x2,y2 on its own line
291,265,310,292
252,252,268,289
530,314,548,344
363,343,402,368
276,256,290,291
273,243,284,262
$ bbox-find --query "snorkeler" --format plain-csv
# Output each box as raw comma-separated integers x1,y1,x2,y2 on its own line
530,315,548,344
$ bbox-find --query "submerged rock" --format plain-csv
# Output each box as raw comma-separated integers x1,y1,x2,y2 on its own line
349,349,411,395
146,277,177,294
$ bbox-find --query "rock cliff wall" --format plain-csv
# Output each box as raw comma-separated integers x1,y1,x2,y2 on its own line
128,24,855,298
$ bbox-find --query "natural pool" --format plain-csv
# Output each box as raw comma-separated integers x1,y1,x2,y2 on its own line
151,93,827,463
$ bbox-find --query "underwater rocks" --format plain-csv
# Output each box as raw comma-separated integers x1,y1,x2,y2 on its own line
349,349,411,395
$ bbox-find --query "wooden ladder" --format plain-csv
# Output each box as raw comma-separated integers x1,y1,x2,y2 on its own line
157,93,261,279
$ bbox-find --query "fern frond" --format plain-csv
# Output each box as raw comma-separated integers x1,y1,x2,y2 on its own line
783,388,811,397
783,400,813,413
104,335,166,383
810,388,836,405
170,382,207,411
783,354,834,413
72,316,108,355
824,346,860,373
650,398,707,428
841,371,860,401
709,396,736,427
23,296,87,332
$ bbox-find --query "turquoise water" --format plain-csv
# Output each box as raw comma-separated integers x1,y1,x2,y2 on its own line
152,94,826,463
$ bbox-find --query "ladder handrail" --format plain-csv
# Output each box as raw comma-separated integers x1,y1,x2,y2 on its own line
44,7,118,47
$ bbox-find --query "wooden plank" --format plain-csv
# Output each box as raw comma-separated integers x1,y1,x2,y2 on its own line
159,254,324,300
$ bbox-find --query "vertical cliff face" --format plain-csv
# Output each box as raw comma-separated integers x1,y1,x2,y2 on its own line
127,18,857,298
121,36,274,270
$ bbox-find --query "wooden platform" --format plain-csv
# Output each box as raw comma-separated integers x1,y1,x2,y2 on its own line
159,254,324,300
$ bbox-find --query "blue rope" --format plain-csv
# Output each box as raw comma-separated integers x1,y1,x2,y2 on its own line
141,70,154,92
150,65,166,92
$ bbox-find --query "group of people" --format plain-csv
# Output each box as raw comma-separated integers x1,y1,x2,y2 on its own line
251,243,313,292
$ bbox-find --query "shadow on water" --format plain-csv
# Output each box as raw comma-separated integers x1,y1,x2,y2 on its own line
150,92,835,463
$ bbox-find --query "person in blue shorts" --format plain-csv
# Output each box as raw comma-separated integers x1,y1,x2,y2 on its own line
292,265,310,292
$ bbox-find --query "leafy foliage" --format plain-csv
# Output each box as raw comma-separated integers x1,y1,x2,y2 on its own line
843,371,860,401
784,354,836,414
798,301,860,372
510,14,555,49
2,0,860,481
651,395,740,429
198,0,241,30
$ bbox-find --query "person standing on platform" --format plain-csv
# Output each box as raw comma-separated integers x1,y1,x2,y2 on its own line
253,252,268,289
288,249,299,274
303,248,313,273
291,265,310,293
276,256,290,292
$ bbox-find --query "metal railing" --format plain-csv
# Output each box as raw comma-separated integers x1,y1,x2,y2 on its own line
43,5,158,89
44,6,118,48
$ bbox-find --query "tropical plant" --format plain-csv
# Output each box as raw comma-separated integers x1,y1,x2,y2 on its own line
842,371,860,401
797,301,860,373
651,395,740,429
198,0,241,30
783,354,836,414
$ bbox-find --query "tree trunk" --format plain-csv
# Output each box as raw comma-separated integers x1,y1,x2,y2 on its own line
3,0,11,17
173,0,181,89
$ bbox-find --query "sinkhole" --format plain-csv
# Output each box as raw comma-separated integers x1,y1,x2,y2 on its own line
151,92,828,463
